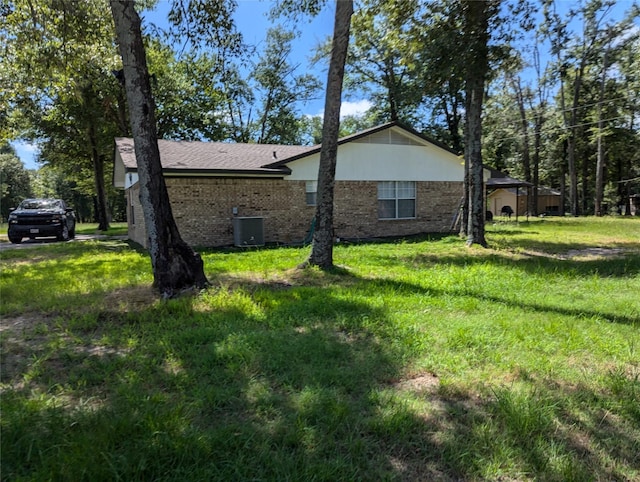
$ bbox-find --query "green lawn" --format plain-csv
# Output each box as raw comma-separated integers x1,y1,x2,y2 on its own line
1,216,639,481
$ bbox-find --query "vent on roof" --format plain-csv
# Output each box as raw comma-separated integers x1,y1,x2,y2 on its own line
353,130,421,146
233,217,264,247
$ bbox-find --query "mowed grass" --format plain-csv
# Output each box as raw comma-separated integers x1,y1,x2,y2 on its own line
1,216,638,481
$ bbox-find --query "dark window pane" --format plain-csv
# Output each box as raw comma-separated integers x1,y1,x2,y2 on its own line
306,192,316,206
398,199,415,218
378,199,396,219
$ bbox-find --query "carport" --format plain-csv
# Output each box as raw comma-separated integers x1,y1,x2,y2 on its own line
486,171,534,222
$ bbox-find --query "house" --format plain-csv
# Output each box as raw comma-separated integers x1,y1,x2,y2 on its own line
487,185,562,217
113,122,465,248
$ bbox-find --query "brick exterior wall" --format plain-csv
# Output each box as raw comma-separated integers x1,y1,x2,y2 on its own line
126,177,463,248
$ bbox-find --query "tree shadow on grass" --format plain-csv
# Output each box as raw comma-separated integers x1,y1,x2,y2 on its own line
370,374,639,481
2,283,404,480
350,271,638,326
385,241,640,279
2,270,638,481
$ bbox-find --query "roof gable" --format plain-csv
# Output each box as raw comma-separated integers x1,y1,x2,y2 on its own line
262,121,459,168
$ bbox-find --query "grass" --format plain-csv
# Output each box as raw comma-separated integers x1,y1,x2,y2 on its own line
1,216,639,481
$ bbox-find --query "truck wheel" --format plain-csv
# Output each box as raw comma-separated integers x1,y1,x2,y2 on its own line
8,234,22,244
57,225,69,241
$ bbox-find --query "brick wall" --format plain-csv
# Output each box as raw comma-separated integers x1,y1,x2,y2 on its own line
333,181,462,240
126,178,463,248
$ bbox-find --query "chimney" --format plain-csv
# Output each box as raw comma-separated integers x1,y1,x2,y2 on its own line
272,151,277,160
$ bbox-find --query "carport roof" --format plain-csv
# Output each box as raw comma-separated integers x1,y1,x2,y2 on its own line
486,168,533,189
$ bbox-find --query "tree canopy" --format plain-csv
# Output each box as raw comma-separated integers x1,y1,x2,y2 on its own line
2,0,638,229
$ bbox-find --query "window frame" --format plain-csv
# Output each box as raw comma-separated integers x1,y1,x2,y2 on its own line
377,181,416,220
305,181,317,206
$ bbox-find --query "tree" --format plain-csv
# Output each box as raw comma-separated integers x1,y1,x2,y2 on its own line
462,0,498,247
0,146,31,220
307,0,353,269
1,0,119,230
594,28,613,216
148,42,227,142
540,0,639,216
110,0,208,296
252,27,322,144
343,0,424,125
414,1,468,153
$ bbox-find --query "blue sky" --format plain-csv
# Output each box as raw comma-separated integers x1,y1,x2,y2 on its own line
14,0,348,170
11,0,638,170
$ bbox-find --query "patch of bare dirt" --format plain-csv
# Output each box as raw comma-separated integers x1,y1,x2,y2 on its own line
101,285,159,311
0,313,53,334
556,247,627,260
521,247,628,260
211,265,358,292
392,372,440,393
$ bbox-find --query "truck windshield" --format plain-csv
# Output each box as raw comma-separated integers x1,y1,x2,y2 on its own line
19,200,61,210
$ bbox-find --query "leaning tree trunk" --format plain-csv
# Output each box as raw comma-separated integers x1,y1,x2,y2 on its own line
110,0,208,296
307,0,353,269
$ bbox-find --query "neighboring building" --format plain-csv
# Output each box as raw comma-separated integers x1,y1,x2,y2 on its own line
630,194,640,216
113,122,465,248
487,186,561,218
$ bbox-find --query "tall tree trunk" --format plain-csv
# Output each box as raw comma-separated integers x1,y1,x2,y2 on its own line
110,0,208,296
581,152,589,214
307,0,353,269
568,64,584,216
532,113,542,215
463,0,492,247
512,76,533,215
567,130,579,215
87,120,110,231
560,140,567,216
442,88,464,155
386,58,399,122
595,39,610,216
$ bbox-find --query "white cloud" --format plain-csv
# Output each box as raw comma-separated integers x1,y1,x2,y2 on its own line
310,99,373,119
339,99,373,118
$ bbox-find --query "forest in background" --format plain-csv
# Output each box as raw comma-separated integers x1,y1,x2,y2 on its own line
1,0,639,224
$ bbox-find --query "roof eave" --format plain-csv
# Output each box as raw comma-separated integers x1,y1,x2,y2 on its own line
129,167,292,178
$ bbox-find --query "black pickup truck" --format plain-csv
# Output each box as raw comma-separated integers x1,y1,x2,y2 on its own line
7,198,76,243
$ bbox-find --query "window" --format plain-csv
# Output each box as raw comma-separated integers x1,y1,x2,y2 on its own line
305,181,317,206
378,181,416,219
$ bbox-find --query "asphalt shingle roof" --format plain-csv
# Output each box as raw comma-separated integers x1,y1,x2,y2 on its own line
115,138,316,174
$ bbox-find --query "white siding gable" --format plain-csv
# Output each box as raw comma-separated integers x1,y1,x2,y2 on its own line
286,127,463,182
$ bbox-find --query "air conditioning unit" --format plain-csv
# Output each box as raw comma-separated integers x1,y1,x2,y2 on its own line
233,217,265,247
